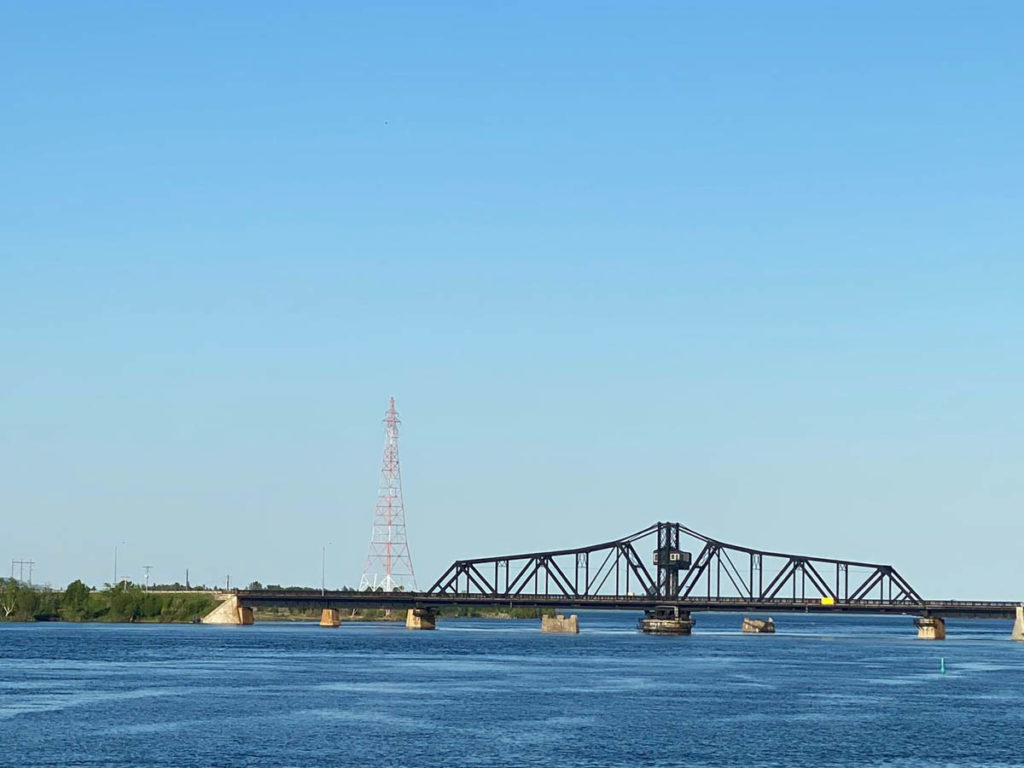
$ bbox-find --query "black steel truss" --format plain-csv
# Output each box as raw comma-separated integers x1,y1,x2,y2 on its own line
427,521,924,606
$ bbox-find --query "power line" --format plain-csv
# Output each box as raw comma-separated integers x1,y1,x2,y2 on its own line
11,560,35,585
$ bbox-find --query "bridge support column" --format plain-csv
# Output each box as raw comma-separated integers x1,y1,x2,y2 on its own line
319,608,341,628
915,616,946,640
742,617,775,634
406,608,436,630
639,606,694,635
201,595,254,625
1012,606,1024,641
540,614,579,634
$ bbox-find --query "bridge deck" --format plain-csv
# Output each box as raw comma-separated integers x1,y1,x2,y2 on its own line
234,591,1019,619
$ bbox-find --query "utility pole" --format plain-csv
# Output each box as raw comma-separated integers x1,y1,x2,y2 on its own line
113,541,127,588
12,560,34,585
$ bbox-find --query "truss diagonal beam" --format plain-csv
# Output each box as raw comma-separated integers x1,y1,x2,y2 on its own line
426,521,924,608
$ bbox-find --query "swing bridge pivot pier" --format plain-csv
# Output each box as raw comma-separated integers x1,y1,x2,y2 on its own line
211,522,1024,640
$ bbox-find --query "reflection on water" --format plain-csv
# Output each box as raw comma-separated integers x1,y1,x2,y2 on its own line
1,612,1022,767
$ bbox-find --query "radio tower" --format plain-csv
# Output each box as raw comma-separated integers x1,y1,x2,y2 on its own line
359,397,418,592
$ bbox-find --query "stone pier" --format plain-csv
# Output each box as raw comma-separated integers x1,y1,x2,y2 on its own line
540,614,579,634
201,595,254,625
405,608,436,630
741,617,775,634
915,616,946,640
639,605,695,635
319,608,341,628
1012,605,1024,641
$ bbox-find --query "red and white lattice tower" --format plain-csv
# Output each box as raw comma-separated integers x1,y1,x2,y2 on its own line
359,397,418,592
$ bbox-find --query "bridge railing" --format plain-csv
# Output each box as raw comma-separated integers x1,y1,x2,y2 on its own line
426,592,924,605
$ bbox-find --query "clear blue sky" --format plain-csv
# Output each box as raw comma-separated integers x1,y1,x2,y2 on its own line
3,2,1022,598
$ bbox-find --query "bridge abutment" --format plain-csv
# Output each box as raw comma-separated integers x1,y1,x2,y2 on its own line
201,595,254,625
406,608,436,630
540,614,579,633
1012,606,1024,641
915,616,946,640
319,608,341,628
639,606,694,635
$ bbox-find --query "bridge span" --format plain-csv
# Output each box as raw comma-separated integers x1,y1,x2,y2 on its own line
208,521,1024,639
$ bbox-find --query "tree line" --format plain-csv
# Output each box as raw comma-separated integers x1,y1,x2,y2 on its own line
1,579,553,623
0,578,217,623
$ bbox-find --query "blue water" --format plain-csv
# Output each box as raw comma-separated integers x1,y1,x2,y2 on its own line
1,612,1022,767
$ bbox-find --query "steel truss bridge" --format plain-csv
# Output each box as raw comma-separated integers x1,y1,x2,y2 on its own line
236,522,1018,619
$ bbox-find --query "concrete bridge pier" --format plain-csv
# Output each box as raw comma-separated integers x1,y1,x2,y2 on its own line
742,617,775,634
319,608,341,628
639,606,695,635
406,608,436,630
541,614,579,633
1012,605,1024,641
202,595,254,625
915,616,946,640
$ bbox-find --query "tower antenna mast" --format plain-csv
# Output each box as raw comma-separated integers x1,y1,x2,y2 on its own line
359,397,417,592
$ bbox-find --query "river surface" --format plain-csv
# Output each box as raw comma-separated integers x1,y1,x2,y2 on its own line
1,612,1022,767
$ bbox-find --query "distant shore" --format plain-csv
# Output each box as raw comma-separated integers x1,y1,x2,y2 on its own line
0,579,551,624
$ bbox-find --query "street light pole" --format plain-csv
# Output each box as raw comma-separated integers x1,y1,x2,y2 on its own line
321,542,332,596
114,541,126,588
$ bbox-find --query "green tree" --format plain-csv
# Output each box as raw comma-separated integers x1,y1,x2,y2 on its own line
107,582,143,622
33,590,60,621
61,580,91,621
16,587,40,619
0,578,19,619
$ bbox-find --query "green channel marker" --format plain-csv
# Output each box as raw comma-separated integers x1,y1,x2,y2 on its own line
940,658,946,674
